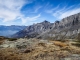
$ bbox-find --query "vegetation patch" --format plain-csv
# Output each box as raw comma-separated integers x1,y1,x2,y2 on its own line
72,33,80,47
8,38,17,41
72,43,80,47
53,41,69,47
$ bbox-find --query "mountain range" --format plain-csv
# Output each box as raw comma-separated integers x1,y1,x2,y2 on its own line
12,13,80,40
0,25,26,37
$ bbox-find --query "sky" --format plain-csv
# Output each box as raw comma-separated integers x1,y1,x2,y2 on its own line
0,0,80,26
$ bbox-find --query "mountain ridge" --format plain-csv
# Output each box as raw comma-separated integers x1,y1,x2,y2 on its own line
12,20,53,38
12,13,80,40
38,13,80,40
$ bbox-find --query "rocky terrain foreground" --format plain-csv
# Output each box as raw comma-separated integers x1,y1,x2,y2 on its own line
0,37,80,60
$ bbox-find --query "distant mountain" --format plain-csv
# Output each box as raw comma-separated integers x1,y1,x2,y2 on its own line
12,13,80,40
12,20,53,38
0,25,26,37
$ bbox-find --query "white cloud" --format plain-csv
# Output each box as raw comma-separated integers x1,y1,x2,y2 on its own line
21,14,41,24
0,0,40,25
46,5,60,13
0,0,26,22
31,6,42,13
46,4,80,19
58,8,80,19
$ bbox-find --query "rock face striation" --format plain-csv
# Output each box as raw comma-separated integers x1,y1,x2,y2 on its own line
39,13,80,40
13,13,80,40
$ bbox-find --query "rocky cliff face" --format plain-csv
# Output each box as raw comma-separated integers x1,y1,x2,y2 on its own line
13,13,80,40
12,20,53,38
38,13,80,40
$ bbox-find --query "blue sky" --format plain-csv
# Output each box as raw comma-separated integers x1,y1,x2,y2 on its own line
0,0,80,26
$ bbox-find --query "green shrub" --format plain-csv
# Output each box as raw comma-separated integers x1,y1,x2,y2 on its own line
72,43,80,47
8,38,17,41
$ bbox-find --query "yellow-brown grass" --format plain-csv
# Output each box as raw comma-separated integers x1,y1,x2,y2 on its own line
53,41,68,47
0,40,5,44
0,48,24,60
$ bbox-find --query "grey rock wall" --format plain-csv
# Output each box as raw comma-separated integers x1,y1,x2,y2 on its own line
38,13,80,40
12,13,80,40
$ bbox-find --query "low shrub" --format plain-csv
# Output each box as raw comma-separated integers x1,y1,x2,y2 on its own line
8,38,17,41
72,43,80,47
77,33,80,42
38,43,46,47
